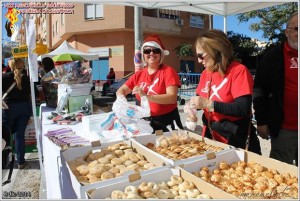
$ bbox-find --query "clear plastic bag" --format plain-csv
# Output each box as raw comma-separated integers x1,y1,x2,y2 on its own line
183,102,198,131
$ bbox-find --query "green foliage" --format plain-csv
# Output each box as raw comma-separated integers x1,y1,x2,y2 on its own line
237,2,297,44
227,31,258,60
174,42,194,58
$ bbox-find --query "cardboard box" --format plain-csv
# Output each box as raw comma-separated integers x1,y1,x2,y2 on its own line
89,167,225,199
61,140,167,198
131,131,230,166
181,148,298,199
68,95,93,113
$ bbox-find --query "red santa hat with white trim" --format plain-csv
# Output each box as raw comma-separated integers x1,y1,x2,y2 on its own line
142,34,169,56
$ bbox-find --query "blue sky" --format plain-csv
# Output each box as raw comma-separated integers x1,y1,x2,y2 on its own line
2,5,266,44
213,15,267,41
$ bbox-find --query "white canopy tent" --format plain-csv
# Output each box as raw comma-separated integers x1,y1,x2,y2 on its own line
104,0,296,32
39,40,99,61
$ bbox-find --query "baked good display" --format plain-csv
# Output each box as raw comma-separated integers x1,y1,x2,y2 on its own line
67,142,158,184
145,134,223,160
192,161,298,199
107,175,211,199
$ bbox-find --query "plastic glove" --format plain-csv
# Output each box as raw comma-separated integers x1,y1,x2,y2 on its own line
190,96,212,110
132,86,146,97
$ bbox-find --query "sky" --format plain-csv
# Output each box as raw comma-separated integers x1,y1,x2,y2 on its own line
1,4,268,46
213,15,267,42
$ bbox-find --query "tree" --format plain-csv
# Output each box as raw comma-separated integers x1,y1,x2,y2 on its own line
227,31,258,59
236,2,297,45
174,42,194,72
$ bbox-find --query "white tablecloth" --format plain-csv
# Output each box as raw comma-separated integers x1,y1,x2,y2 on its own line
40,104,85,199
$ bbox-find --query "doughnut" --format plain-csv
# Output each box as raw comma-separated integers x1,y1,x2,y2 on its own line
126,193,142,199
100,171,114,180
141,190,155,198
128,153,139,162
78,165,89,176
197,194,211,199
108,144,120,151
88,160,99,167
157,181,169,190
178,181,195,191
147,182,159,194
138,182,151,192
137,160,148,167
109,167,120,175
167,175,183,186
111,190,127,199
89,175,101,183
169,189,178,198
156,189,170,199
98,157,109,164
135,153,145,160
124,160,134,166
124,185,138,194
144,163,155,169
174,195,187,199
104,154,115,161
89,166,105,177
114,150,123,156
186,189,200,198
111,158,123,165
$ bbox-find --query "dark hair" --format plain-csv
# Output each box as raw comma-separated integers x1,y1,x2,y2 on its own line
42,57,55,73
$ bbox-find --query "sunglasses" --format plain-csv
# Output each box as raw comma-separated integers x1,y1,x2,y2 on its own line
288,26,298,31
197,52,207,60
143,48,161,54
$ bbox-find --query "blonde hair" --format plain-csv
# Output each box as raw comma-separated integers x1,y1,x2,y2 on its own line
8,58,25,90
195,29,234,76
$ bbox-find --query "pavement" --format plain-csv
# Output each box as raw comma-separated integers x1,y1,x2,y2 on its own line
1,92,271,199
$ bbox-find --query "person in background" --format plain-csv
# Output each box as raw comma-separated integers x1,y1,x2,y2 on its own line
2,58,11,73
41,57,55,74
253,12,298,165
116,34,183,132
189,29,261,155
101,67,116,96
2,58,33,169
37,60,45,83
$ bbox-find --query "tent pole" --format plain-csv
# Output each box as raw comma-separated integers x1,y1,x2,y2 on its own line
223,16,227,34
134,6,143,72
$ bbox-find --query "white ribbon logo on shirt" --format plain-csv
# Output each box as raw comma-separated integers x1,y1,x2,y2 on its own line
209,78,228,101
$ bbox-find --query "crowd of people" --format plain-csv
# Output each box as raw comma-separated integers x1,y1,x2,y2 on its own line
2,12,298,169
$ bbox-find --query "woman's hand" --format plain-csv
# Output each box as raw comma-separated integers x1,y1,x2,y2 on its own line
190,96,212,110
132,86,146,97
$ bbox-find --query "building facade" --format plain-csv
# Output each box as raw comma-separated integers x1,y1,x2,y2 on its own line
22,3,212,79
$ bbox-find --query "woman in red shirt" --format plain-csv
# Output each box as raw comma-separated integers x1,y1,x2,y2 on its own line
116,34,183,132
189,29,261,154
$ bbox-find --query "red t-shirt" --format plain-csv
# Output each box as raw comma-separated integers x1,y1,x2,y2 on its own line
196,61,253,122
282,42,298,130
125,64,180,116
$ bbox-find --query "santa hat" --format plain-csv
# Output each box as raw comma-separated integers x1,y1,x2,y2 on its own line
142,34,169,56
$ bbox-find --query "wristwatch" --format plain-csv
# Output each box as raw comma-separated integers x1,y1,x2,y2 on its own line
208,100,214,112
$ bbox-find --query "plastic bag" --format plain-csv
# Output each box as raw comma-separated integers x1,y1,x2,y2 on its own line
183,102,198,131
112,95,150,120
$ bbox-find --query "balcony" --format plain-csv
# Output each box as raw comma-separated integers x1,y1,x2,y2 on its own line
142,16,181,35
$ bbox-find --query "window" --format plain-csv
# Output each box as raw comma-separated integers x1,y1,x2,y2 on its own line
84,4,103,20
190,15,204,28
159,9,179,20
